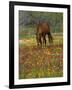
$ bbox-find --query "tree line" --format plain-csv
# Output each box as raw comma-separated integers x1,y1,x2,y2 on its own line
19,10,63,33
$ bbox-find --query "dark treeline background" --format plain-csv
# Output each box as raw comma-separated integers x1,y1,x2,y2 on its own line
19,10,63,38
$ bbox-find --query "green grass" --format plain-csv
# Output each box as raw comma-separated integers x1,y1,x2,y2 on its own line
19,26,36,39
19,27,63,79
19,33,63,46
19,45,63,79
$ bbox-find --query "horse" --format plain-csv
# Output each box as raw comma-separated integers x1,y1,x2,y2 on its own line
36,22,53,46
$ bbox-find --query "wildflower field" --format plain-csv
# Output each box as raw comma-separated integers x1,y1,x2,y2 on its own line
19,33,63,79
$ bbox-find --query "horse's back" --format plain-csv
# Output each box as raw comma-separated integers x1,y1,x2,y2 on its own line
37,22,50,34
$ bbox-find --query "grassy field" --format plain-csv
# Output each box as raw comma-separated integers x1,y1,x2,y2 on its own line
19,32,63,79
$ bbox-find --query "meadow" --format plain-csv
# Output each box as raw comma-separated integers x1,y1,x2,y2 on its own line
19,27,63,79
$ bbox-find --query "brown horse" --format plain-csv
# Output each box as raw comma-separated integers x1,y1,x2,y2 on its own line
36,22,53,46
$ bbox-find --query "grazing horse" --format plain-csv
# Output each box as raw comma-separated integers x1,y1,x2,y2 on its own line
36,22,53,46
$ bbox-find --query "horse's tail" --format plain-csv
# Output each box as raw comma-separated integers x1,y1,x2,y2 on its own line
48,32,53,43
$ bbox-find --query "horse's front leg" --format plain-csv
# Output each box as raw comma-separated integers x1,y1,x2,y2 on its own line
43,35,46,46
